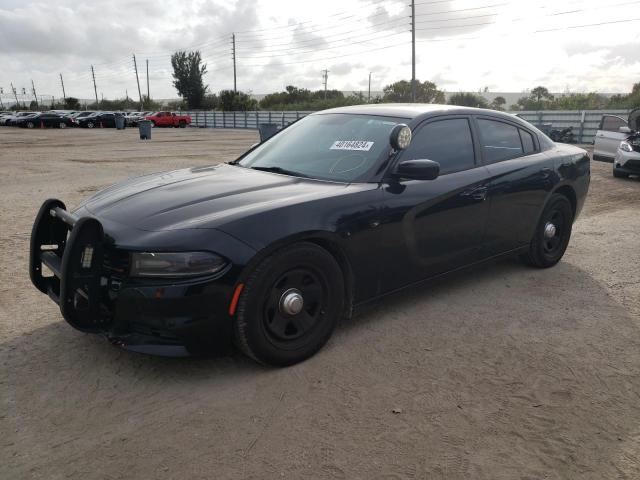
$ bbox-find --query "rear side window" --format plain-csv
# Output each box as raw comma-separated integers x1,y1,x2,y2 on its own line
520,129,535,154
477,119,523,163
601,116,627,132
405,118,475,175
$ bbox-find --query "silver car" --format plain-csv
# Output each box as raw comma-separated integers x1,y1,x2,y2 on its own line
593,109,640,178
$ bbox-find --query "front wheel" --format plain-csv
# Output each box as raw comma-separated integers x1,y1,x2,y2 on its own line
86,121,94,129
235,243,345,366
27,122,35,129
521,194,573,268
59,122,67,129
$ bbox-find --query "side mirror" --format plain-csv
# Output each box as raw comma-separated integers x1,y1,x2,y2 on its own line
619,126,631,133
393,159,440,181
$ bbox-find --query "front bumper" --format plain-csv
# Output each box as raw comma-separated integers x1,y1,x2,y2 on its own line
614,149,640,175
29,199,237,357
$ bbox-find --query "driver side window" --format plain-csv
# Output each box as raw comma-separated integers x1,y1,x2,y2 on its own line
403,118,476,175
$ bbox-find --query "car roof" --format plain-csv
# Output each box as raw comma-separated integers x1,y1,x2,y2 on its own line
315,103,519,121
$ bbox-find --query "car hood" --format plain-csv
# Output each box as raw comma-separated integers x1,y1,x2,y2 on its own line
78,163,354,231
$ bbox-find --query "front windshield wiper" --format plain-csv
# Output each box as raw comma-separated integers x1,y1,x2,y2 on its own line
249,166,309,178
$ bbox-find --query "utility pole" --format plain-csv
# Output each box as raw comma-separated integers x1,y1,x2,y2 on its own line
90,65,98,105
368,72,372,103
133,54,143,109
10,83,19,108
411,0,416,102
31,79,38,108
59,73,66,102
0,88,4,109
146,59,150,101
322,69,329,99
232,33,237,93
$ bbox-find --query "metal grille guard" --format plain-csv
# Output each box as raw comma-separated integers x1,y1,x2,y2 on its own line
29,199,107,332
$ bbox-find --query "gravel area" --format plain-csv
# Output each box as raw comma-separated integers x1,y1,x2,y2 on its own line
1,127,639,479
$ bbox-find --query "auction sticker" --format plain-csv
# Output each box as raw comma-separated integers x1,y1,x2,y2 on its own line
330,140,374,151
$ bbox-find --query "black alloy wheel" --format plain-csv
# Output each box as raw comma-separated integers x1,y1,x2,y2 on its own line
522,194,573,268
235,242,345,366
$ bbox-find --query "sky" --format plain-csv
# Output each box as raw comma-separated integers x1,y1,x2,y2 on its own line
1,0,639,104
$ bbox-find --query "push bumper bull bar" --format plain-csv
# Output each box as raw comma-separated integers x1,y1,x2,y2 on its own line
29,199,108,333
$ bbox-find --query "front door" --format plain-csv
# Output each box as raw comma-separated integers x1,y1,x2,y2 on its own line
379,116,491,293
594,115,629,161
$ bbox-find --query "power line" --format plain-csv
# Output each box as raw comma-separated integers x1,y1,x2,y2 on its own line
237,30,407,60
415,1,640,32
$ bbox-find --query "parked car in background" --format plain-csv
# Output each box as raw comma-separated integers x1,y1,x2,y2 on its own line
76,112,124,128
4,111,40,126
145,111,191,128
16,112,74,129
593,109,639,161
124,112,145,126
69,111,96,124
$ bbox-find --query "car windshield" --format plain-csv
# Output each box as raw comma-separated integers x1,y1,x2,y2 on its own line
237,113,407,182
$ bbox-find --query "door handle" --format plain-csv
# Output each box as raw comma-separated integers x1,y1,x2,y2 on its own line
461,186,487,201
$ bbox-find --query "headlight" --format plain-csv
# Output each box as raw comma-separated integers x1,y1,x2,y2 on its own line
130,252,227,278
619,141,633,152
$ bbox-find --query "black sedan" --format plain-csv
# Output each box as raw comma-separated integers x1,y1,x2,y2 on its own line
17,113,74,129
29,104,590,365
76,112,124,128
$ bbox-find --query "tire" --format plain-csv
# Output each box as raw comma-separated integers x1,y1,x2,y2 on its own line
521,194,573,268
235,242,345,366
87,121,94,129
59,122,67,129
179,121,186,128
27,122,35,129
613,168,629,179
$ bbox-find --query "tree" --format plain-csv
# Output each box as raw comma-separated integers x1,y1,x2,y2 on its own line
64,97,81,110
171,50,209,109
607,82,640,109
516,86,555,110
218,90,257,111
140,95,162,111
448,92,488,108
382,80,445,103
531,86,554,103
491,96,506,111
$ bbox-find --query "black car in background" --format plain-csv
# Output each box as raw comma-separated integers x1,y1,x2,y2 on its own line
16,112,73,129
30,104,590,366
76,112,124,128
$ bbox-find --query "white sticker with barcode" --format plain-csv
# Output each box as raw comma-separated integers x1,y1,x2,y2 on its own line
330,140,374,151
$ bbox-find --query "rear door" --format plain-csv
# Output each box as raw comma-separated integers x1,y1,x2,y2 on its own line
476,116,555,255
379,116,491,292
594,115,628,161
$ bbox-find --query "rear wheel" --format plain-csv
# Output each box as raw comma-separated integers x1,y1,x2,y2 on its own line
179,120,187,128
235,243,344,366
86,121,95,129
521,194,573,268
59,122,67,129
27,122,35,129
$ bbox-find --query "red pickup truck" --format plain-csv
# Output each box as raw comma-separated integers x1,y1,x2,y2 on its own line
145,111,191,128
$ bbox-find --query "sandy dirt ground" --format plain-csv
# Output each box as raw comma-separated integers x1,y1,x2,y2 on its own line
1,127,639,480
